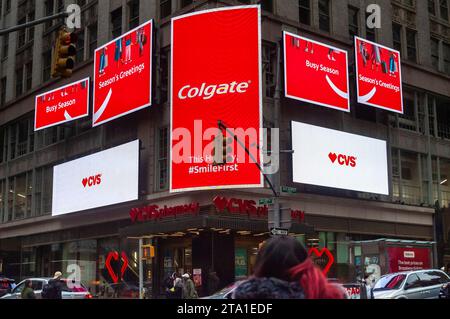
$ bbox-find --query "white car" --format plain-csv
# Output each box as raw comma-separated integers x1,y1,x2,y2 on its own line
1,278,93,299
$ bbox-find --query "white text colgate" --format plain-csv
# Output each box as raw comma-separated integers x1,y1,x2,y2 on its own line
178,81,251,100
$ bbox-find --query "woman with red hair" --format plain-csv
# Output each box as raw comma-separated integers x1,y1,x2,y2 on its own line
232,236,345,299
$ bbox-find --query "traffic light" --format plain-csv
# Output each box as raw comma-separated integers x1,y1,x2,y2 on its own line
213,133,234,165
142,245,155,260
52,28,77,78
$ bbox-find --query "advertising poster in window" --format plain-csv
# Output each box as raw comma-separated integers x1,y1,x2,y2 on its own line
35,78,90,131
93,20,153,127
291,121,389,195
235,248,248,279
170,6,263,192
387,247,431,273
355,36,403,113
284,32,350,112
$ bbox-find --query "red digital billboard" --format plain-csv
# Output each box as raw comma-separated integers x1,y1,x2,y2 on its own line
93,20,152,127
355,36,403,114
35,78,90,131
284,32,350,112
170,6,263,192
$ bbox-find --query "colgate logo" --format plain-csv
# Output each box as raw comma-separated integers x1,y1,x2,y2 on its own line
82,174,102,188
178,81,251,100
328,152,357,167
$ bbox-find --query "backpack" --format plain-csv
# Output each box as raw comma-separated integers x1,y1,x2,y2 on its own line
41,283,54,299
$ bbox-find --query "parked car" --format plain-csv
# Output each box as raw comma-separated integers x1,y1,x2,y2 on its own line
202,282,243,299
373,269,450,299
0,278,15,298
1,278,92,299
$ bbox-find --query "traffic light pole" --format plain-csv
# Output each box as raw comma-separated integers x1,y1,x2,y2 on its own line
0,12,68,36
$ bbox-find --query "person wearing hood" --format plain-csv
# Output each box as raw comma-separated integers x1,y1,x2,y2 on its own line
232,236,345,299
182,273,198,299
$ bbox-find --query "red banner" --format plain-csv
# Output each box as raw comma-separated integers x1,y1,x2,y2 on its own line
170,6,263,192
93,20,153,127
387,247,431,273
284,32,350,112
35,78,89,131
355,37,403,113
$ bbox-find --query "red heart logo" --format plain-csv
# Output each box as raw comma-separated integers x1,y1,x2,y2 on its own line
328,152,337,164
213,196,228,212
82,178,88,188
105,251,129,284
308,248,335,276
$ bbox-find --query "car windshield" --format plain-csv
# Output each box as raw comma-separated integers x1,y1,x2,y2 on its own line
374,274,407,291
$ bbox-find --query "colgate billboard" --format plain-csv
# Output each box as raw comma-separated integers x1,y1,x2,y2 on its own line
170,6,263,192
93,20,153,127
35,78,90,131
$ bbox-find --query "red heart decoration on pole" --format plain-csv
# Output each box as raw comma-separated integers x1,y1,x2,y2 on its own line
105,251,120,283
308,247,335,276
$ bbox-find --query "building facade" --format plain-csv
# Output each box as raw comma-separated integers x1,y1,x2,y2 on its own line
0,0,449,298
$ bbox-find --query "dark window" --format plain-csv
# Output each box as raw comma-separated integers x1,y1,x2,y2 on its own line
429,0,436,15
158,127,168,190
76,29,85,62
261,0,273,12
128,0,139,30
348,6,359,40
299,0,311,25
431,37,440,70
440,0,449,20
160,48,169,104
417,271,447,287
42,50,52,82
366,12,376,41
44,0,54,30
2,33,8,59
406,28,417,62
15,67,23,97
393,23,402,53
88,23,98,59
0,77,6,107
319,0,331,32
405,274,421,289
262,43,276,98
27,11,35,43
17,17,27,48
181,0,193,8
111,8,122,39
25,61,32,91
160,0,171,19
444,43,450,74
6,0,10,12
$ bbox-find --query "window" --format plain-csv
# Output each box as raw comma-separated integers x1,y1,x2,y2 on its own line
348,6,359,40
25,61,32,91
0,127,5,163
0,77,6,107
261,0,273,12
6,0,10,13
406,28,417,62
158,127,169,190
160,0,171,19
366,12,376,42
262,43,276,98
299,0,311,25
160,48,169,104
181,0,193,8
417,271,447,287
444,43,450,74
17,17,27,48
2,33,9,59
429,0,436,15
405,274,421,289
42,50,52,82
319,0,331,32
76,29,85,62
27,10,35,43
111,8,122,39
431,37,440,70
440,0,449,20
393,23,402,53
44,0,55,31
128,0,139,30
15,67,24,97
88,23,98,59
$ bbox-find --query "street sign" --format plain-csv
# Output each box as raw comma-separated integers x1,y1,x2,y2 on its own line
270,228,289,236
281,186,297,194
259,198,274,205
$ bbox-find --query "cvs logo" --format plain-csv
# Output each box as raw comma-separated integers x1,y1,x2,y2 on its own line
82,174,102,188
328,152,357,168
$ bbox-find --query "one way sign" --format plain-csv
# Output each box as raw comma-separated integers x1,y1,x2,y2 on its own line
270,228,289,236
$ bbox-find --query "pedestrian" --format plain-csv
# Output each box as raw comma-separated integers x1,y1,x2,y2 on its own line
172,273,183,299
232,236,345,299
21,280,36,299
207,271,220,295
164,272,175,299
42,271,63,299
182,273,198,299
